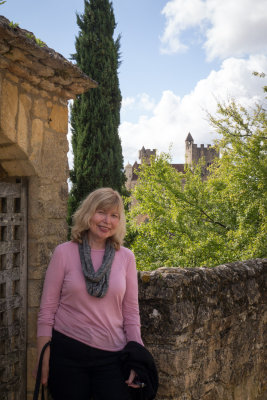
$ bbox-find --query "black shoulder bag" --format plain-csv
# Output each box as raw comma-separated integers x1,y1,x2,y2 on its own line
33,341,51,400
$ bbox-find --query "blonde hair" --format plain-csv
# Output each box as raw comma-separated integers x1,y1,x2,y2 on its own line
71,188,126,250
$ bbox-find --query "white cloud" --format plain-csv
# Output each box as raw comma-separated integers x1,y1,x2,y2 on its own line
121,97,135,109
139,93,155,111
160,0,267,60
121,93,155,113
160,0,208,54
205,0,267,60
120,55,267,165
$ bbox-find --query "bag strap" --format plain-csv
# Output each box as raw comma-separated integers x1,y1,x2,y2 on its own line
33,341,51,400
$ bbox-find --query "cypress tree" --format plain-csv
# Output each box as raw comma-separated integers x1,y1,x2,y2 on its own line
68,0,125,223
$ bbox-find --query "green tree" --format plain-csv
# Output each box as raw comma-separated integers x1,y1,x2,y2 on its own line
208,99,267,261
68,0,125,224
128,95,267,270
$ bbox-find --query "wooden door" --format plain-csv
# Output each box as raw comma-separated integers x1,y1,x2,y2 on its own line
0,179,27,400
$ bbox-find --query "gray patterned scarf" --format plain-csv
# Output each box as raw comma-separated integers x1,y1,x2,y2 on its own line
78,232,116,298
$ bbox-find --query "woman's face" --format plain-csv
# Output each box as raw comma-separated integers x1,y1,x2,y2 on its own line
88,208,120,244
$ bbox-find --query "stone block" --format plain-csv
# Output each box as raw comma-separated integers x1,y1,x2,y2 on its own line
0,54,10,69
27,307,38,344
5,71,19,83
59,98,68,106
27,239,56,273
28,218,68,241
0,41,10,54
0,143,26,160
27,178,51,219
39,79,57,92
29,118,44,170
1,159,35,176
33,98,48,120
27,180,68,221
40,90,49,98
28,264,48,280
8,62,33,83
0,78,18,141
5,47,29,64
0,132,12,145
60,88,74,99
29,60,54,78
27,239,39,266
27,346,37,393
17,93,32,154
49,103,68,133
21,81,40,96
40,129,68,179
28,279,43,307
34,200,67,220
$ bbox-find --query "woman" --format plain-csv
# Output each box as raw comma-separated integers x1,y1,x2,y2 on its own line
36,188,143,400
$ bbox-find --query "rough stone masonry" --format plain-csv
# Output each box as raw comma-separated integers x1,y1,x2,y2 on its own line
138,258,267,400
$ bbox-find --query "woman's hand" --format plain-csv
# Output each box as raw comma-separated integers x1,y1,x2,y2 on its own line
125,369,141,389
33,336,51,386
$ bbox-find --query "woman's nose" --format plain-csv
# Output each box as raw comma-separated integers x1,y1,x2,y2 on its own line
103,213,111,223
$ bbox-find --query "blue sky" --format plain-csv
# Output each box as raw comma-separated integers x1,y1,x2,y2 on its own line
2,0,267,166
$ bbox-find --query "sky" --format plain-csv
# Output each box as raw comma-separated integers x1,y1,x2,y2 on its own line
2,0,267,166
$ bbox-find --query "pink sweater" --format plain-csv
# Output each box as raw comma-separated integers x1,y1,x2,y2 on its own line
37,241,143,351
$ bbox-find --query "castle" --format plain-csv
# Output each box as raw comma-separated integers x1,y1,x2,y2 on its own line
125,133,218,190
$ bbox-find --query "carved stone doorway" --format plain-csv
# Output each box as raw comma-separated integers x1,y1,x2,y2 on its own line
0,178,27,400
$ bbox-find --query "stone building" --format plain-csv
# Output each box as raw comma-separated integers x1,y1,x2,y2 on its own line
0,16,97,399
185,132,218,167
125,133,218,190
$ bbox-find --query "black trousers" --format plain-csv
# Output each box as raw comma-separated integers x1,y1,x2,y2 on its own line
48,330,131,400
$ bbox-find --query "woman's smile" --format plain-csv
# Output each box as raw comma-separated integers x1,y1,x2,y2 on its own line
88,209,120,248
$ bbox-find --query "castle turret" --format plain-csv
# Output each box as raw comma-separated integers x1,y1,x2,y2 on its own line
138,147,157,164
185,132,193,143
185,132,219,175
185,132,194,165
125,162,133,181
125,162,133,190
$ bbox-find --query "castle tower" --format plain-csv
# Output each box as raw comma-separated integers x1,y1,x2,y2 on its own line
125,162,133,181
125,162,133,190
139,147,157,164
185,132,219,177
185,132,194,165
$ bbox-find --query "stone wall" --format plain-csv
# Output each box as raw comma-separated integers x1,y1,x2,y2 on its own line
138,259,267,400
0,67,71,397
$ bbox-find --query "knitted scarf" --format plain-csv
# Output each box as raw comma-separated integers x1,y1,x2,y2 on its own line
78,232,116,298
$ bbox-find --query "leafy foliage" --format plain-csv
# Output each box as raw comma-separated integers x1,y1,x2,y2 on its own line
128,96,267,269
68,0,125,226
9,21,19,28
25,32,46,47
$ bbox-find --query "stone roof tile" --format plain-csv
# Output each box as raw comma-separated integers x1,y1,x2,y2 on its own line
0,16,98,99
185,132,193,142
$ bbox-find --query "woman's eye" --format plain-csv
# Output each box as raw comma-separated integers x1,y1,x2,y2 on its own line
112,214,119,219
